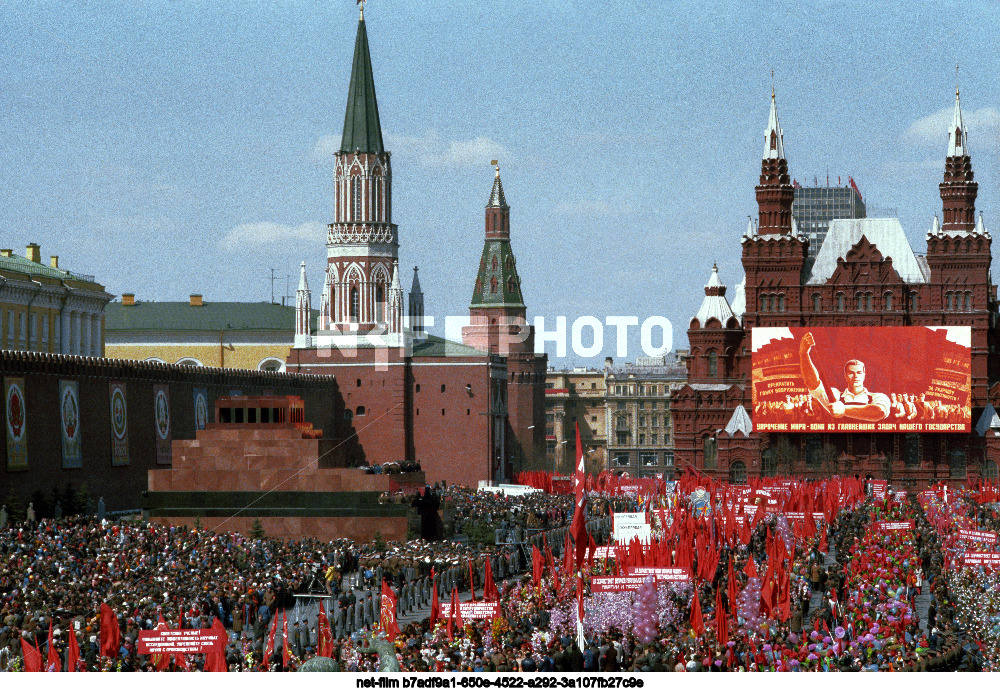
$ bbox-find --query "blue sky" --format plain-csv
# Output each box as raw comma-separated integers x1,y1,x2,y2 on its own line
3,1,999,367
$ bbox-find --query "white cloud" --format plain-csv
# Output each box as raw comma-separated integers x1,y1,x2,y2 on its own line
312,130,507,168
904,106,1000,149
312,134,340,160
220,221,326,251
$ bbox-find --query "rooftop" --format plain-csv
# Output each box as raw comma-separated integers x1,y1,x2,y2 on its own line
106,300,318,332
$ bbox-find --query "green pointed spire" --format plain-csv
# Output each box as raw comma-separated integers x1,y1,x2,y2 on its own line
340,15,384,154
470,241,526,309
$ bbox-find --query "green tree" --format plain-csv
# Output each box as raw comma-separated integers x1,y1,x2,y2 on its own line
75,482,93,515
774,435,797,475
4,489,23,523
250,519,266,539
820,444,840,477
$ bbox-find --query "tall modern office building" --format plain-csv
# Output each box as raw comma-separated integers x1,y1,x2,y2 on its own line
792,182,867,257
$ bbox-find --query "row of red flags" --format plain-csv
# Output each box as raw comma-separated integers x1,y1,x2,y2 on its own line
20,603,229,672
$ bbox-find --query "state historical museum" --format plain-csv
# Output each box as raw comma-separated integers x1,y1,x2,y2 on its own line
671,89,1000,488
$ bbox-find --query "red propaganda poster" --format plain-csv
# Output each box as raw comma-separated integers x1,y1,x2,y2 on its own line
752,326,971,433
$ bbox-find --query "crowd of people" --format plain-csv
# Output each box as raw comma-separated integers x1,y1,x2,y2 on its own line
0,478,993,672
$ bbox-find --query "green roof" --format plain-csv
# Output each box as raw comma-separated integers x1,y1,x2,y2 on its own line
469,240,525,308
0,254,103,288
106,301,319,333
340,17,384,154
412,333,486,358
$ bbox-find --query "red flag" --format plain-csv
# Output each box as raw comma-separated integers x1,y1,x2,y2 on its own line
263,612,277,669
203,617,228,672
727,556,738,611
430,577,440,628
45,620,60,671
532,544,544,587
562,531,574,574
281,610,289,668
576,574,585,623
380,580,400,640
21,637,42,672
543,536,557,585
99,603,120,659
715,587,728,646
743,556,758,580
483,557,499,601
152,614,170,671
447,587,462,640
849,176,862,201
689,588,704,637
317,600,333,657
67,627,81,672
571,423,589,569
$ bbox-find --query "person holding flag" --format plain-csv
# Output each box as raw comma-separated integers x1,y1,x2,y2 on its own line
572,422,590,570
317,600,334,658
380,580,400,641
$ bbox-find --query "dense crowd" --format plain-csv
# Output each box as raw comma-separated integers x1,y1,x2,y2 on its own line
0,486,613,671
0,479,993,672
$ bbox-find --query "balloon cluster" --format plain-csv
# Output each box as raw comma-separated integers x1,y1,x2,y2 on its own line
775,515,793,555
634,577,659,644
736,576,765,635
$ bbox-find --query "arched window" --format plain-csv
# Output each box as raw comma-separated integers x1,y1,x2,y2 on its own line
355,405,366,416
507,278,517,294
805,434,822,468
950,449,967,479
351,176,362,221
965,291,973,311
778,294,786,313
946,291,954,311
812,293,821,312
910,292,920,311
884,292,893,310
761,448,777,477
708,350,718,377
865,293,873,311
982,460,998,480
372,177,381,221
703,436,718,469
904,433,920,467
728,461,747,485
490,277,498,293
350,287,360,322
258,358,285,372
491,256,498,270
375,284,385,322
856,293,864,311
836,293,845,312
